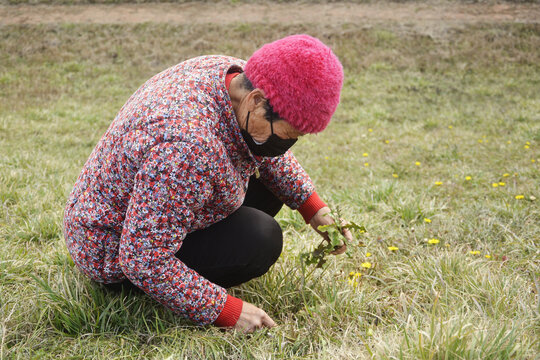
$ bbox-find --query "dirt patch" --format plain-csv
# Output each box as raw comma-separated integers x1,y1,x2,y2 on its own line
1,2,539,27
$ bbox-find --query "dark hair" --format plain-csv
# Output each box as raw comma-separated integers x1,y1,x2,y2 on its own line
241,73,281,123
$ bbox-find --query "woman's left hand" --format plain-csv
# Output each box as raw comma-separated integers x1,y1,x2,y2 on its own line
309,206,353,255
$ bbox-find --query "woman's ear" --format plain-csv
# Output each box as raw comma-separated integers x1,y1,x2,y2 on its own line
251,89,266,106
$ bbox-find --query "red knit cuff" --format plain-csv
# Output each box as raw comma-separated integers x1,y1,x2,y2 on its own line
214,294,243,328
297,191,327,223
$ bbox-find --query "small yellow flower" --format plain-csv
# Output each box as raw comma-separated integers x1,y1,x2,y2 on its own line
366,252,372,257
524,145,530,149
424,218,432,223
525,141,530,145
361,262,372,269
434,181,443,186
415,161,421,166
368,128,373,132
324,156,329,160
445,244,450,248
492,183,499,188
448,125,453,129
388,246,399,251
515,195,525,199
532,159,536,163
385,140,390,144
347,272,362,287
498,182,505,186
502,173,510,177
478,139,483,143
469,250,481,255
428,238,440,245
392,173,399,178
507,140,511,144
465,176,472,181
485,254,491,259
363,153,369,157
364,162,370,167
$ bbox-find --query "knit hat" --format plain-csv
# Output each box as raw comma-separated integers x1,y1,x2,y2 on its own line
244,34,344,134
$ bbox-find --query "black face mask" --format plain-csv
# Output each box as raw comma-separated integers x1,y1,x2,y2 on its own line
240,111,297,157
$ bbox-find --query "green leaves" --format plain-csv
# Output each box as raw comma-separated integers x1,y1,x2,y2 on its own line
301,209,366,269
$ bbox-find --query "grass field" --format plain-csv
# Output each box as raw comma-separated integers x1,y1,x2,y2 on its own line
1,5,539,359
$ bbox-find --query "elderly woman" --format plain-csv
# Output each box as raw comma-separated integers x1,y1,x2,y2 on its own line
63,34,350,333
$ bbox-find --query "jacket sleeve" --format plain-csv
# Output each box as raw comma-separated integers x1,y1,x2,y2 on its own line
257,150,326,220
118,141,230,325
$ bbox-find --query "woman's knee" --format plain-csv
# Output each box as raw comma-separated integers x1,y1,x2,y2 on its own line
247,209,283,273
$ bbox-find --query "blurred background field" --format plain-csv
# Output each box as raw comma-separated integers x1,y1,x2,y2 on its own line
0,1,539,359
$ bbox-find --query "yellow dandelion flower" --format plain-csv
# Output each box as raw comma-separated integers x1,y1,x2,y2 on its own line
415,161,421,166
428,238,440,245
366,252,372,257
492,183,499,188
448,125,453,129
363,153,369,157
324,156,329,160
478,139,483,143
435,181,443,186
526,141,530,145
507,140,511,144
388,246,399,251
368,128,373,132
524,145,530,149
498,182,505,186
364,162,369,167
532,159,536,163
424,218,432,223
392,173,399,178
485,254,491,259
465,176,472,181
385,140,390,144
347,272,362,287
515,195,525,199
361,262,372,269
502,173,510,177
469,250,481,255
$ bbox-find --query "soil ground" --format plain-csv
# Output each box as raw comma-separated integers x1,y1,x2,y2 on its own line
1,2,539,29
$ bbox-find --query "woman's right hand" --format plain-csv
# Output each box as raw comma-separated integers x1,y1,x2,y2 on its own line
233,301,276,333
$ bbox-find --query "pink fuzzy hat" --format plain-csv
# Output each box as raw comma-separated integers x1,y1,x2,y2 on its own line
244,34,344,134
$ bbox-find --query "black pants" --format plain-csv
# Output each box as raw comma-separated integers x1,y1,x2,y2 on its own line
107,176,284,292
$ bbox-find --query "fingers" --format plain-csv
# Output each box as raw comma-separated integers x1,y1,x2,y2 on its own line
342,227,354,242
261,312,277,328
330,243,347,255
233,301,276,334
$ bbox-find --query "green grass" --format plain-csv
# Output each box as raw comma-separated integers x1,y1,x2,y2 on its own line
1,17,539,360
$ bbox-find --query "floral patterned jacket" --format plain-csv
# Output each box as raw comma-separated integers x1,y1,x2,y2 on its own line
64,55,325,326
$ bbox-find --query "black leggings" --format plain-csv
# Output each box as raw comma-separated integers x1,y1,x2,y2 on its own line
107,176,284,291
